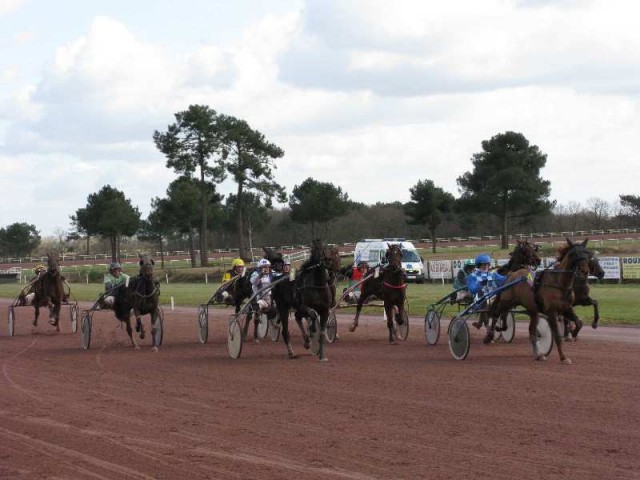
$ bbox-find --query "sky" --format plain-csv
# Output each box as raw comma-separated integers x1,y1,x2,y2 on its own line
1,0,639,237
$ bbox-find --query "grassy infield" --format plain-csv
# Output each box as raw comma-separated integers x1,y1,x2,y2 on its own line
0,280,636,326
1,241,638,325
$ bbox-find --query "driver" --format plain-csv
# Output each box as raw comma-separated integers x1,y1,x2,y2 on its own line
467,254,506,329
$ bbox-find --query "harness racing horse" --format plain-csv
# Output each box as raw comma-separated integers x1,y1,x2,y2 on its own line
349,243,407,344
28,253,65,331
113,254,161,351
486,240,542,336
562,251,605,341
294,240,333,361
324,245,342,307
487,238,591,364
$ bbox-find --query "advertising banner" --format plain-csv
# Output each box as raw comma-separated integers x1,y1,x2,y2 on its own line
428,260,452,280
621,256,640,279
597,256,620,280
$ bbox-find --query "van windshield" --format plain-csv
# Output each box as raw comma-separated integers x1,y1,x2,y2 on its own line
401,249,421,263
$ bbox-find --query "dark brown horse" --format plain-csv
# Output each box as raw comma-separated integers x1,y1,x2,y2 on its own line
113,254,161,351
324,245,342,308
349,243,407,344
294,240,333,361
28,253,65,331
488,238,591,364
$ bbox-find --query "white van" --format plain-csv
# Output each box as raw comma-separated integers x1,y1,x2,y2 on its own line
353,239,425,283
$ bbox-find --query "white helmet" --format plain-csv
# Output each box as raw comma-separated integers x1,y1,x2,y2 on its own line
257,259,271,268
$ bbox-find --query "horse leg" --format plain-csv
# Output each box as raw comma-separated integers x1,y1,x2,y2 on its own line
318,310,328,362
280,310,296,359
386,305,397,345
591,298,600,329
51,302,61,332
549,311,571,364
150,311,159,352
350,297,364,332
528,313,545,361
133,306,145,340
565,308,583,341
124,317,139,349
33,305,40,327
242,309,252,340
294,311,310,350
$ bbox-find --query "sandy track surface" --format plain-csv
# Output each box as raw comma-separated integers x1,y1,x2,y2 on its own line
1,299,639,480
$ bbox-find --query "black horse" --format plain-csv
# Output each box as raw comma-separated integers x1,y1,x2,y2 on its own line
113,254,161,351
349,243,407,344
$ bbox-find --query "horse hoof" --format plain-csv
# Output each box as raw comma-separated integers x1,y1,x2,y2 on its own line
389,340,398,345
319,357,329,362
471,321,482,330
303,341,310,350
562,358,572,365
535,355,547,362
591,322,598,329
134,345,140,350
151,346,159,353
482,335,493,344
140,331,146,340
349,324,358,332
288,353,297,359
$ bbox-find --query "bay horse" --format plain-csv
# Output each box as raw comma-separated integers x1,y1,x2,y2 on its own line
487,238,591,363
349,243,407,344
562,252,605,340
485,240,542,336
28,253,65,331
113,254,161,351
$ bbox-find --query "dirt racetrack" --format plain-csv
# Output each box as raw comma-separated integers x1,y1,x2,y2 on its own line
1,299,639,480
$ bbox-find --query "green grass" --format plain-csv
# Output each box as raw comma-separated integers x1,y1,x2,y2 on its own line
1,280,637,325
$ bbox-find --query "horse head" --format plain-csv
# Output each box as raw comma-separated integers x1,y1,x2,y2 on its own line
46,253,60,277
385,243,403,270
138,253,155,278
323,246,341,274
558,238,591,278
588,254,605,280
509,240,542,270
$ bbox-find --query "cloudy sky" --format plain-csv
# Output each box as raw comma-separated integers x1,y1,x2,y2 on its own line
1,0,638,237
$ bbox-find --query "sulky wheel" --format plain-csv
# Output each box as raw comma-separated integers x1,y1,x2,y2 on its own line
448,316,471,361
70,304,78,333
154,307,164,347
81,311,92,350
197,305,208,344
269,313,281,342
8,306,15,337
424,308,440,345
536,314,553,357
257,312,269,339
325,310,338,343
501,311,516,343
395,309,409,341
227,314,243,359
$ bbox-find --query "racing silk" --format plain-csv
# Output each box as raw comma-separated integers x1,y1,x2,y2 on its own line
466,269,506,296
250,270,272,303
104,272,129,291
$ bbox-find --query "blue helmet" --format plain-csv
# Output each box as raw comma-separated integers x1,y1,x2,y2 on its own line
475,254,492,266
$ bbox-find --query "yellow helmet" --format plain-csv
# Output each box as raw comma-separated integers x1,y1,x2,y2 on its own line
231,258,245,268
34,263,46,273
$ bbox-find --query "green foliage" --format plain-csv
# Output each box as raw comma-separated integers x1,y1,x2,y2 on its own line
289,177,350,240
0,222,41,257
405,180,454,252
619,195,640,225
457,131,554,248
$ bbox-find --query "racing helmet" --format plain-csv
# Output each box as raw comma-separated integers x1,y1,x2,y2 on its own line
283,259,291,266
357,261,369,269
257,259,271,268
475,254,492,266
231,258,245,268
463,259,475,269
34,263,46,273
109,262,122,271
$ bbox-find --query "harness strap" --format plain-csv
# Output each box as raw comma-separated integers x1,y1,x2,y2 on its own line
383,281,406,289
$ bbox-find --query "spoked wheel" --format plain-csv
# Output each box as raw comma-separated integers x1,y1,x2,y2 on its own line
424,308,440,345
493,324,503,342
325,310,338,343
257,312,269,339
448,316,471,361
81,311,92,350
269,313,281,342
228,314,244,359
8,306,15,337
197,305,209,344
154,307,164,347
536,315,553,357
70,304,78,333
308,313,321,356
395,309,409,341
501,311,516,343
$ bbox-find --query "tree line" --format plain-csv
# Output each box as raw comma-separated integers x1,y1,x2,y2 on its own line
2,105,640,262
